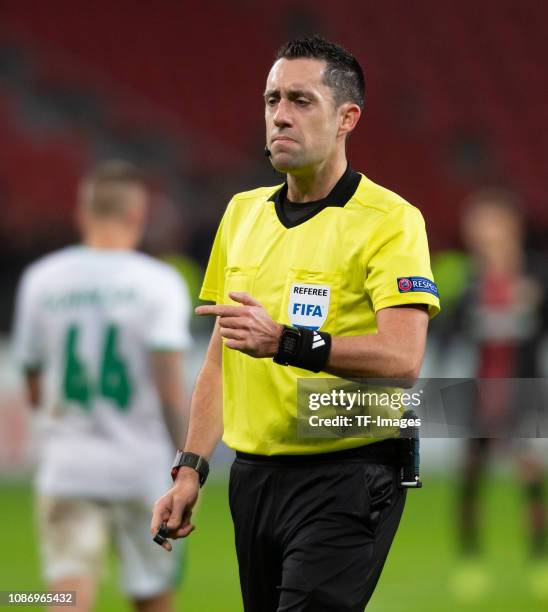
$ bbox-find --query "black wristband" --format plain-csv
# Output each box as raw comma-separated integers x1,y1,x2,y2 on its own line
273,326,331,373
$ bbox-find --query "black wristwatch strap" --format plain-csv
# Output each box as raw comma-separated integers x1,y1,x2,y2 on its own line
171,451,209,487
273,325,332,373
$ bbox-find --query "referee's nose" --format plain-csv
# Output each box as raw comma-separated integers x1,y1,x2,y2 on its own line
273,99,293,128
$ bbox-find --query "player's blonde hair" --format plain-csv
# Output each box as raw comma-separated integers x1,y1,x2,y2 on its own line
78,160,146,218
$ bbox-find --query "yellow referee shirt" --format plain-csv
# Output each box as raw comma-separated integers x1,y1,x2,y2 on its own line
200,167,440,455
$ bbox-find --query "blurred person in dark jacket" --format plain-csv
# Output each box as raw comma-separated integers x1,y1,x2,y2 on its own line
444,188,548,598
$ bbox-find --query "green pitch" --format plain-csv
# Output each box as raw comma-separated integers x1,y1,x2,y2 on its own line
0,476,545,611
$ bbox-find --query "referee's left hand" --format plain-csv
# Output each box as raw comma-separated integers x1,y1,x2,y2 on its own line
195,292,283,358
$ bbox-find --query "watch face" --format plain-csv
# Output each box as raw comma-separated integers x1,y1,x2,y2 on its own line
285,334,299,353
282,328,301,355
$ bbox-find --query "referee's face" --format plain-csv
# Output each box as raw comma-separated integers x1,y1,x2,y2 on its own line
264,58,341,173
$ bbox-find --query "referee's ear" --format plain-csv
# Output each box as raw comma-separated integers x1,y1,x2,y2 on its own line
337,102,361,139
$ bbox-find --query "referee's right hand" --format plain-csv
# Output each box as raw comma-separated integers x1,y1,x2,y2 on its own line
151,469,199,551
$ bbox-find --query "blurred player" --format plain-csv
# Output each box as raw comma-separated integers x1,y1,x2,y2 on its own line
446,189,548,598
12,161,192,612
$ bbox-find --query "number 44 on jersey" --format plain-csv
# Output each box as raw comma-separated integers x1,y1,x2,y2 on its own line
64,323,132,410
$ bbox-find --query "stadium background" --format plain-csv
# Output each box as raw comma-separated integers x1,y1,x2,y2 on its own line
0,1,547,610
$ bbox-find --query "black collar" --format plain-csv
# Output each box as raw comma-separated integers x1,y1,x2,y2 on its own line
267,164,362,229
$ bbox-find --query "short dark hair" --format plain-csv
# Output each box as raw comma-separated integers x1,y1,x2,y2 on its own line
463,187,522,218
275,35,365,110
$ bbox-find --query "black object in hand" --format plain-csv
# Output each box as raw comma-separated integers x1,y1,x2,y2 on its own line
153,523,170,546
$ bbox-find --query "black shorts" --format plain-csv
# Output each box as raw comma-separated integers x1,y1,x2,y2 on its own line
229,442,407,612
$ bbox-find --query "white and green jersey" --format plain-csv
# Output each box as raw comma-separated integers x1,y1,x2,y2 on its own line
13,245,192,500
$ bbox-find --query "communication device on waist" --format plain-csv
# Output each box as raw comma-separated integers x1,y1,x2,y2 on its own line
398,409,422,489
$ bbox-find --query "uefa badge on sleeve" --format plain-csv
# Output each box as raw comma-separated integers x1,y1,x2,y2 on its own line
398,278,413,292
289,283,330,331
397,276,439,297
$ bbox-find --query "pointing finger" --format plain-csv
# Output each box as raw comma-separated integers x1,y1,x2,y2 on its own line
195,304,246,317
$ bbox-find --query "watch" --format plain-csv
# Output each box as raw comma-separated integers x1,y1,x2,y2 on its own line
273,326,302,365
171,451,210,487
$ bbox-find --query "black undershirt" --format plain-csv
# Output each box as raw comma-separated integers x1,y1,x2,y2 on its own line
271,164,361,229
282,198,327,224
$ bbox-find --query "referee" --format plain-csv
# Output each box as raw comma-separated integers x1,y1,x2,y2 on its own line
151,36,440,611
